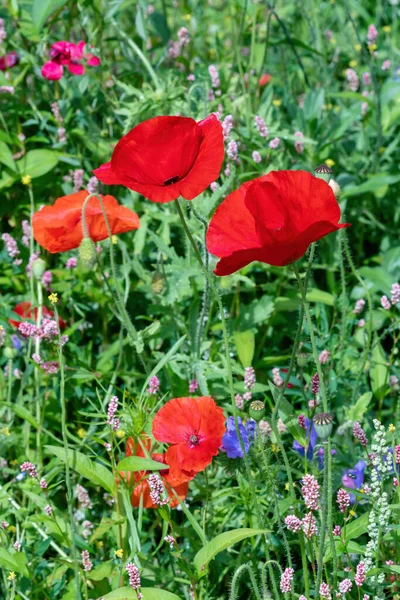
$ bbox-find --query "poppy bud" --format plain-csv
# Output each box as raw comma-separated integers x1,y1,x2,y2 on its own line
312,412,333,440
314,164,332,183
249,400,266,422
4,347,18,359
297,352,308,368
329,179,341,199
78,237,97,269
32,258,46,280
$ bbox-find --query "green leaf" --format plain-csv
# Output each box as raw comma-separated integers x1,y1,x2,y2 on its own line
18,149,58,179
345,392,372,422
0,549,29,577
1,402,38,428
0,141,17,172
342,174,400,198
271,386,306,446
149,12,170,42
89,561,115,581
89,517,126,543
32,0,68,31
344,512,369,540
233,330,255,368
193,528,267,577
45,446,115,493
117,456,168,473
370,343,389,400
98,587,182,600
306,288,335,306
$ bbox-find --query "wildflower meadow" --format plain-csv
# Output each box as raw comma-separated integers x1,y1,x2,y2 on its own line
1,1,400,599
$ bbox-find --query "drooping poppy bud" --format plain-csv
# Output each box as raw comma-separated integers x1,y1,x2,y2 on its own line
79,237,97,269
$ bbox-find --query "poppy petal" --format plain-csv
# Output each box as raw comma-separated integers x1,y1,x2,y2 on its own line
152,397,202,444
178,114,224,200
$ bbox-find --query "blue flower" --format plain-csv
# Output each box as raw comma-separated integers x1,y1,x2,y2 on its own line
11,334,22,351
342,459,366,502
221,416,255,459
293,418,318,461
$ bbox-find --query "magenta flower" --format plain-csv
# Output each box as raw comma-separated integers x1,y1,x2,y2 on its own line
42,41,100,81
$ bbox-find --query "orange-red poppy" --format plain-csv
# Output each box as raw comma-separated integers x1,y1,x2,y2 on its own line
32,191,140,253
9,301,66,329
125,437,188,509
258,73,271,87
152,397,226,481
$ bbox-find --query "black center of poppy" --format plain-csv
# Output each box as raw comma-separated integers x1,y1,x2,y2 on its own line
189,434,199,445
163,175,180,186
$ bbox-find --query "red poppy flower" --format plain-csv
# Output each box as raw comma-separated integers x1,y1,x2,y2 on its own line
0,51,19,71
206,170,350,276
32,191,140,253
41,40,100,80
93,115,224,204
152,396,226,480
258,73,271,87
125,437,188,509
9,302,66,329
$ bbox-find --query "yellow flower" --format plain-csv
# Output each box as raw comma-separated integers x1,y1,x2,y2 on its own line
349,509,357,517
271,443,280,453
114,548,123,558
0,427,10,436
21,174,32,186
48,293,58,304
325,159,335,168
183,13,191,21
389,424,396,433
285,482,290,491
383,25,391,33
116,430,125,439
112,235,118,245
7,572,16,581
368,43,377,52
77,428,86,439
354,43,362,52
349,60,358,68
272,99,282,107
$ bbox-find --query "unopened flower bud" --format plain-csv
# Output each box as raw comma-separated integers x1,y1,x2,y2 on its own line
4,347,18,359
313,412,333,440
249,400,266,421
297,352,308,367
78,237,97,269
32,258,46,280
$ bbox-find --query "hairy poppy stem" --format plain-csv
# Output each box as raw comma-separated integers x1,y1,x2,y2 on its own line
53,302,81,598
293,262,337,596
174,199,279,598
81,194,150,375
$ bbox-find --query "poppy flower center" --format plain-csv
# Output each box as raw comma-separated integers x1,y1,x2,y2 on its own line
163,175,180,186
189,434,199,446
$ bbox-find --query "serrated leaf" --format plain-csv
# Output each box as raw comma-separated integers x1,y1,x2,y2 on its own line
45,445,115,493
193,528,267,577
98,587,182,599
32,0,68,31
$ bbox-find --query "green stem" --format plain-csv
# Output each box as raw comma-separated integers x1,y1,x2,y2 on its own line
174,198,279,598
112,20,160,90
53,303,81,599
343,234,373,402
230,564,262,600
35,279,43,470
28,185,35,307
81,194,149,374
338,230,347,367
315,444,329,597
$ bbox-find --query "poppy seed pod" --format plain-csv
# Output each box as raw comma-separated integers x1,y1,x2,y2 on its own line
312,412,333,440
249,400,266,422
314,164,332,183
4,347,18,359
79,237,97,269
32,258,47,280
297,352,308,368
